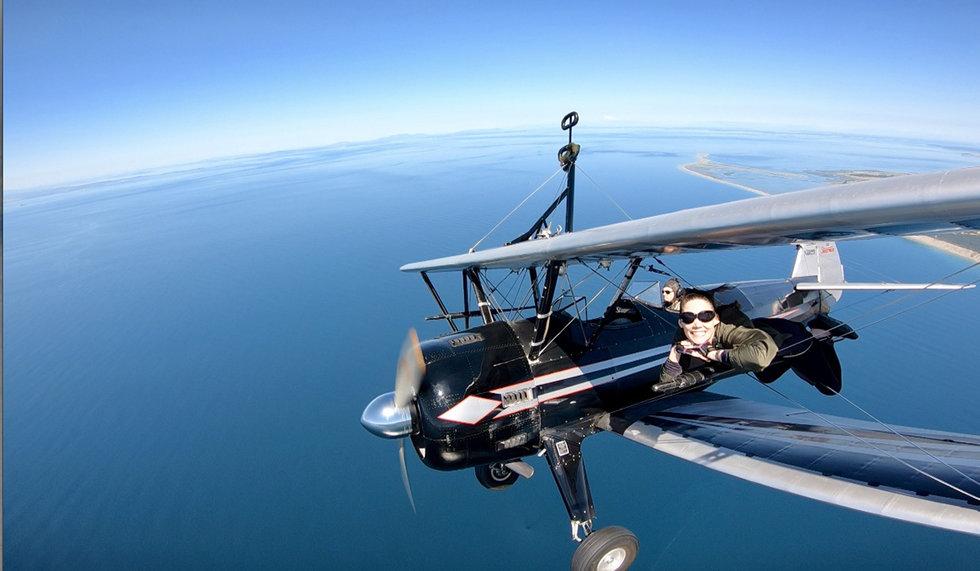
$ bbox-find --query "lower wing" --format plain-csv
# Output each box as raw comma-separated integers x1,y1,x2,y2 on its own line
603,392,980,535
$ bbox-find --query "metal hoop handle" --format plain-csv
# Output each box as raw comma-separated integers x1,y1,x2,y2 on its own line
561,111,579,131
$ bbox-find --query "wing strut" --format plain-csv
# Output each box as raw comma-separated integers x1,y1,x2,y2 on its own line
466,269,495,325
589,257,643,346
529,261,563,361
462,271,471,329
420,272,459,333
528,266,541,307
609,257,643,307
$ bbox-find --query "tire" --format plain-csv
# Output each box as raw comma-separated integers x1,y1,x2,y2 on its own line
475,463,519,490
571,526,638,571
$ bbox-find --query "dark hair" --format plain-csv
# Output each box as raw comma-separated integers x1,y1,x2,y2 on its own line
679,291,715,312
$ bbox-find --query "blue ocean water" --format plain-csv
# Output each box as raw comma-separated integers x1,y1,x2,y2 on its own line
5,129,980,569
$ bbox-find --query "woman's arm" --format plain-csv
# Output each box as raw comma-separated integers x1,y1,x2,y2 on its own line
717,324,778,372
659,345,682,382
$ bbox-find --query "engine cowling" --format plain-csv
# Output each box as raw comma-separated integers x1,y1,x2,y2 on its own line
411,322,540,470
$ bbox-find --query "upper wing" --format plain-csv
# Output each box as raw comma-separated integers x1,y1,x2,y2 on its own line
602,392,980,536
402,167,980,272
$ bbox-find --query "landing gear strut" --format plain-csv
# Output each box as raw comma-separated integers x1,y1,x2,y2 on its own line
543,430,639,570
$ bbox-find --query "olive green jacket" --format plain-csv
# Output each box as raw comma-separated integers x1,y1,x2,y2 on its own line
659,322,778,382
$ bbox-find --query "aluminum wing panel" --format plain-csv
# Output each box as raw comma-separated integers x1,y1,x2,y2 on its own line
603,393,980,536
402,167,980,272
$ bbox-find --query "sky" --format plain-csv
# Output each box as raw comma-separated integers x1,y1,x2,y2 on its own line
4,0,980,189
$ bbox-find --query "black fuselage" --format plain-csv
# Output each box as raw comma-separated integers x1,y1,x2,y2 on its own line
410,279,825,471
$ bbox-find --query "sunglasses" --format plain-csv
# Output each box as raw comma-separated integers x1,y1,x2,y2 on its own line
679,310,716,324
662,289,673,294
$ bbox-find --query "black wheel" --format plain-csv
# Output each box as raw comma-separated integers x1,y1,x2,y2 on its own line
475,463,519,490
571,526,638,571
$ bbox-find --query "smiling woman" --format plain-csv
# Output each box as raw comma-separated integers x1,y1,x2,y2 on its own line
656,292,777,390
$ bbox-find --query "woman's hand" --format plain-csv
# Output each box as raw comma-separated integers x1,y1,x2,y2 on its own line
677,340,711,362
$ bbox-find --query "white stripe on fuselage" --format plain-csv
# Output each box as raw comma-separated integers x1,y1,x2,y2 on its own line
492,351,670,419
490,344,672,396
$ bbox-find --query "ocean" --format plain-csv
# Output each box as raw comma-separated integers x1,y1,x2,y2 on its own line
5,128,980,569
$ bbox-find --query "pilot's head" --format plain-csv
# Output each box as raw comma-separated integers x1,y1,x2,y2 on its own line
662,278,681,305
678,292,719,345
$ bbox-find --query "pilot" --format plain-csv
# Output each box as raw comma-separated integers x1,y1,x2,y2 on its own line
661,278,683,312
654,292,777,391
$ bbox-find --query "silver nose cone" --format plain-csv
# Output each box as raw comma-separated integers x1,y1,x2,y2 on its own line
361,391,413,438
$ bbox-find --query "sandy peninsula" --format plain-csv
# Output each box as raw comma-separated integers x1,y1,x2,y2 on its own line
678,154,980,263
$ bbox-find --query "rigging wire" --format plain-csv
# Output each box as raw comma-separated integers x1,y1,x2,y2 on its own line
652,256,696,289
536,284,611,357
843,255,902,283
488,266,608,369
489,268,524,313
830,389,980,491
532,261,633,357
641,258,980,365
511,274,539,322
506,262,600,325
775,260,980,358
756,379,980,503
712,263,980,492
563,272,590,340
753,267,980,500
480,269,521,321
580,258,692,333
846,271,980,335
593,256,980,502
470,167,564,252
576,165,633,221
502,268,528,319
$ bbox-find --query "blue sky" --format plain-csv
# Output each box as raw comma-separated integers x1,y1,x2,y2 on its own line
5,1,979,188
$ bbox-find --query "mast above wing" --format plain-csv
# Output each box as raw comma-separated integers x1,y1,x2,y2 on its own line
402,167,980,273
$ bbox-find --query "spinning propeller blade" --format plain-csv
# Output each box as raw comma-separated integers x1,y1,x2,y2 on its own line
398,439,417,514
394,328,425,408
393,328,423,512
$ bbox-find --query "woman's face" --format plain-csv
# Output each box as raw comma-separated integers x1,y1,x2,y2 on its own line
678,297,719,345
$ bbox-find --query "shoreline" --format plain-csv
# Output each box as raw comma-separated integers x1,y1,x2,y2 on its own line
678,156,980,263
904,235,980,263
677,157,771,197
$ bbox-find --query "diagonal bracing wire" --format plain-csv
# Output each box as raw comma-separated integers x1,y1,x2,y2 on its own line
830,389,980,491
470,167,565,252
757,380,980,503
576,165,633,221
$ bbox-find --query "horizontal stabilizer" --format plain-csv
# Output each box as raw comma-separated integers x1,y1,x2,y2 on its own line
604,393,980,536
796,282,975,291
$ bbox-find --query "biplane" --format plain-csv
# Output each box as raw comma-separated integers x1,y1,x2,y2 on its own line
361,113,980,570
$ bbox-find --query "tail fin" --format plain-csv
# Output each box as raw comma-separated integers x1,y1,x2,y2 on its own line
792,241,844,302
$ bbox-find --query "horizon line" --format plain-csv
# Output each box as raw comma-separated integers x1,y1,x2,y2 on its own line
6,121,979,194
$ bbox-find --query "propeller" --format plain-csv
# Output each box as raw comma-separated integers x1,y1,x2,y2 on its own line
399,440,417,514
394,328,425,513
394,328,425,408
